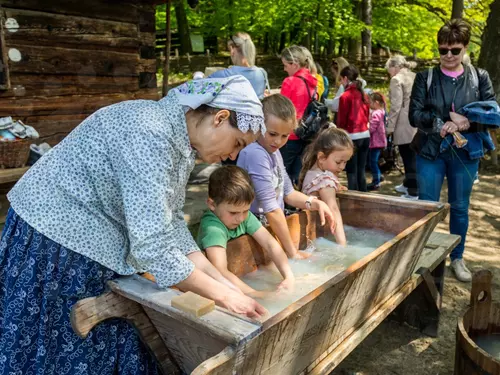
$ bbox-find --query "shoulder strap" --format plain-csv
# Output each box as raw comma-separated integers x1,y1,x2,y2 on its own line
469,65,479,89
426,67,433,92
297,76,313,101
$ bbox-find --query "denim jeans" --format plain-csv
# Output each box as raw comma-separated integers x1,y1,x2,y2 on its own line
280,139,306,185
416,148,479,260
346,138,370,192
369,148,382,184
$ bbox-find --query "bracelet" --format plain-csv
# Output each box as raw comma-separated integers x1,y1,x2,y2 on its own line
305,196,318,210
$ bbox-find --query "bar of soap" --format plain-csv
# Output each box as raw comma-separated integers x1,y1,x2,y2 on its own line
171,291,215,318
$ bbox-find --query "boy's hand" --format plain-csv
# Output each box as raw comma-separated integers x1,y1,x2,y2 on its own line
292,250,312,260
277,277,295,292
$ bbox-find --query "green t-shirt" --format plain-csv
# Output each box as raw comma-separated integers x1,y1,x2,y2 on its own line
197,210,262,250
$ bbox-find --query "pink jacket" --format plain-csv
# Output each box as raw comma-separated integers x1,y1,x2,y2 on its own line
369,109,387,149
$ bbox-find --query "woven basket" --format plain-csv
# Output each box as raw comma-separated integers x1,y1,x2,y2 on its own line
0,138,31,168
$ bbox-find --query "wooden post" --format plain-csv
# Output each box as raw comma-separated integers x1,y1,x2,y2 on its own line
162,0,172,97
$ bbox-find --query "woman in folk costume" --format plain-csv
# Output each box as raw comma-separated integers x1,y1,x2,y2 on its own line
0,76,267,375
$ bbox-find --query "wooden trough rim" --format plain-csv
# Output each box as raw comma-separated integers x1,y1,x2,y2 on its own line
457,307,500,374
262,200,450,329
456,269,500,374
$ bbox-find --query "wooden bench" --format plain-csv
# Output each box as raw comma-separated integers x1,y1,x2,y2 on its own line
71,231,459,375
0,167,29,185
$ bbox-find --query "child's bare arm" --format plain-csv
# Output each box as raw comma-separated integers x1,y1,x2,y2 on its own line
264,209,310,259
251,227,295,289
205,246,257,295
318,188,347,246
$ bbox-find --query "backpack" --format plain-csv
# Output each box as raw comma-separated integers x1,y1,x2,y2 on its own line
295,76,329,142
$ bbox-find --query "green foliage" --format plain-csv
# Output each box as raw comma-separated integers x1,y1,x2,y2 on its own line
156,0,493,58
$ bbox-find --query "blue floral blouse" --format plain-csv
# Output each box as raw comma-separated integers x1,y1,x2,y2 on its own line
8,92,199,287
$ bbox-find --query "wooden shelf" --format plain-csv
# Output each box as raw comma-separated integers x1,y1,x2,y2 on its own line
0,166,29,185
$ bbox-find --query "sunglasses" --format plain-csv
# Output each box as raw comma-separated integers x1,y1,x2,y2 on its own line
438,47,462,56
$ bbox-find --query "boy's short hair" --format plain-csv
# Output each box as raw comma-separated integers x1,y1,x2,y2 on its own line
208,165,255,205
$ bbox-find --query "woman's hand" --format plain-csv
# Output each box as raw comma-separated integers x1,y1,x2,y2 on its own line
450,112,471,132
218,290,269,319
311,199,336,234
440,121,459,138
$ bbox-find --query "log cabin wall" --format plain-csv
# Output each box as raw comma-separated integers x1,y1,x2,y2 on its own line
0,0,158,145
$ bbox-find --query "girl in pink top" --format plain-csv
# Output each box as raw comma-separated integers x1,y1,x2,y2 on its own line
299,128,354,245
367,92,388,191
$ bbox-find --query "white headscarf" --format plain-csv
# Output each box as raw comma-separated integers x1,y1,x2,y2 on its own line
172,75,266,134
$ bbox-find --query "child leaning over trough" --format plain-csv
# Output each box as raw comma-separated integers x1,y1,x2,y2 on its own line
367,92,388,191
197,165,295,298
298,128,354,246
237,94,336,260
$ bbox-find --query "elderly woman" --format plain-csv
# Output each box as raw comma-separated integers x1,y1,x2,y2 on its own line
409,19,496,282
385,55,418,199
0,76,268,374
209,32,268,100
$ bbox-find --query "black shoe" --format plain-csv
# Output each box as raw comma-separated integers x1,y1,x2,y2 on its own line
367,182,380,191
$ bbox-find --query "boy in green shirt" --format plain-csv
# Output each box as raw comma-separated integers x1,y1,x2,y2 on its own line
197,166,294,297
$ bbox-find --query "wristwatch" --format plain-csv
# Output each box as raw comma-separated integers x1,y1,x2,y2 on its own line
305,196,318,210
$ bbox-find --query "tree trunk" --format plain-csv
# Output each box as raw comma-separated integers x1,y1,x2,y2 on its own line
361,0,372,61
348,0,362,60
327,17,335,56
162,0,172,97
451,0,464,19
279,32,287,53
174,0,191,54
478,0,500,164
263,32,270,54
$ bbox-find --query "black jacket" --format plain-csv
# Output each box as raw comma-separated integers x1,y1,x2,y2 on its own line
409,65,496,160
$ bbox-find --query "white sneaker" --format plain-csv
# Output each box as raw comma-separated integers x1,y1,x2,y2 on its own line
473,177,479,185
450,259,472,282
401,194,418,200
395,184,408,194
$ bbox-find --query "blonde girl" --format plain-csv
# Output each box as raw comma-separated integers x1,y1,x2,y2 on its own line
299,128,354,245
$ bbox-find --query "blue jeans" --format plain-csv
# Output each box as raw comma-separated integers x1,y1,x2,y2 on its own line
369,148,382,184
416,148,479,261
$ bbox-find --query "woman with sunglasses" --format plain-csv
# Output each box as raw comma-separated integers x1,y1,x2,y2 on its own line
409,19,496,282
209,32,269,100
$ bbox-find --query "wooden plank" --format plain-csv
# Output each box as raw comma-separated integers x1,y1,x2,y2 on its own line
2,8,141,52
70,291,181,375
0,74,141,98
0,89,159,117
6,44,140,76
0,5,12,90
108,275,262,346
303,233,459,375
0,166,29,184
0,0,152,24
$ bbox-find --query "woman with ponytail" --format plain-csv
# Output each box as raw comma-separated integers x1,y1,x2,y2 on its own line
210,32,269,100
336,65,370,191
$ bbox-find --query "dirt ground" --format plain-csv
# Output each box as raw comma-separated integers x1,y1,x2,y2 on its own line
185,159,499,375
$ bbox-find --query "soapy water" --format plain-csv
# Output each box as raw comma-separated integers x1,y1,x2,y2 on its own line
241,225,394,316
473,334,500,360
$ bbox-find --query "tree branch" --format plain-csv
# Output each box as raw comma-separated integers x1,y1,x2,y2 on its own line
406,0,448,22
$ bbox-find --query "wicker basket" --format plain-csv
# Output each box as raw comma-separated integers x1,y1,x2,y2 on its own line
0,138,32,168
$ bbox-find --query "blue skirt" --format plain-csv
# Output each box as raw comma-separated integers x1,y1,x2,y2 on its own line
0,209,159,375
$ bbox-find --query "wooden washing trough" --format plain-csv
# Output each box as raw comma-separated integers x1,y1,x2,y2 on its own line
72,192,450,374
